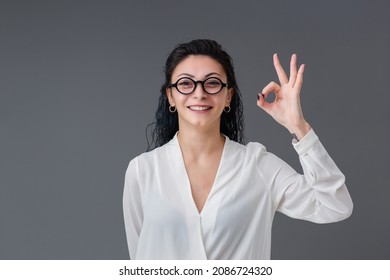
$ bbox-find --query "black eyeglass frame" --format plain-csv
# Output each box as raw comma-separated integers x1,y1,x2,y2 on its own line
168,77,229,95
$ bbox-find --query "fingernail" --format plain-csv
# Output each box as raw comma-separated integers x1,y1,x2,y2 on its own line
257,93,265,100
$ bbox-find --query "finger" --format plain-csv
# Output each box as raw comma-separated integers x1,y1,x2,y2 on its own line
289,54,297,86
273,54,288,85
262,81,281,99
295,64,305,93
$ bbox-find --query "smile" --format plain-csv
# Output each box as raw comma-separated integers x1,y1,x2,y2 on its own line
188,106,212,111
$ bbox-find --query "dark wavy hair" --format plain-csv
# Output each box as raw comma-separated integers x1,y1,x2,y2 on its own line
146,39,245,150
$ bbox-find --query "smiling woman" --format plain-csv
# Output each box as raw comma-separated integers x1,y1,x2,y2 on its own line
122,39,353,260
148,39,245,150
166,55,232,135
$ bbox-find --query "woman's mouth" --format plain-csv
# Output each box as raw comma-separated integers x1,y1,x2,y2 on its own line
188,106,212,111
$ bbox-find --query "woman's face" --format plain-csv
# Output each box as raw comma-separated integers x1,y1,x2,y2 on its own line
166,55,233,131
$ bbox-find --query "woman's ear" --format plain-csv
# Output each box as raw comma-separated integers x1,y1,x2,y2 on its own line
166,88,174,106
226,88,234,105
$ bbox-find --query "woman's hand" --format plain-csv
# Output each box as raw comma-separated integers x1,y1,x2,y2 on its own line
257,54,311,140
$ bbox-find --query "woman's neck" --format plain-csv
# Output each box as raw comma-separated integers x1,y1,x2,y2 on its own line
177,126,225,159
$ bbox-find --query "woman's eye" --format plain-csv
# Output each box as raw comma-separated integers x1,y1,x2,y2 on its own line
205,79,221,87
179,81,190,85
178,81,193,87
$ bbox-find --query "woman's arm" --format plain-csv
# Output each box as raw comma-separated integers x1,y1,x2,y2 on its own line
123,158,143,259
256,129,353,223
256,54,353,222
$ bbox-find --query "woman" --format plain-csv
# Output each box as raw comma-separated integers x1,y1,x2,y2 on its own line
123,39,353,259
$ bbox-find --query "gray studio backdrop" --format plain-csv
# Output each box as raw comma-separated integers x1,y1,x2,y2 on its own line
1,0,389,259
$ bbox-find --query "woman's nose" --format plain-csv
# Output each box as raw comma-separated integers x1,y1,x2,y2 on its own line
192,82,207,98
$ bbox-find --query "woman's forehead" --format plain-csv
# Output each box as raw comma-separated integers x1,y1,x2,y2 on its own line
172,55,226,79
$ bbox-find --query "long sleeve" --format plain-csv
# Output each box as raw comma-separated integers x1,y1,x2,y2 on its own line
123,158,143,259
258,129,353,223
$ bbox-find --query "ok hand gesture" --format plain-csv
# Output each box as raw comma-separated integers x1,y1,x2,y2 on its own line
257,54,311,140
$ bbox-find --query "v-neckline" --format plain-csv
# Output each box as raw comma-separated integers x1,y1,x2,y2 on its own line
174,133,228,217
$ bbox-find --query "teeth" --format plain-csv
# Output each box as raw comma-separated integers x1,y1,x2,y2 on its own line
189,106,211,111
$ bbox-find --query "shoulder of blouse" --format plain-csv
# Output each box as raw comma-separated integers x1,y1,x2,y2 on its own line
131,135,178,163
226,137,269,164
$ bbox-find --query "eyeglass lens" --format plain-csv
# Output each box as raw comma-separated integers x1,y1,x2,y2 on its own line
176,77,224,94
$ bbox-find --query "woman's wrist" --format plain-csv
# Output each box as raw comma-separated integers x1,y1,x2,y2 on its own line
289,121,311,141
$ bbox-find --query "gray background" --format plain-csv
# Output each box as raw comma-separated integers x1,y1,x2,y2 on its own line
1,0,389,259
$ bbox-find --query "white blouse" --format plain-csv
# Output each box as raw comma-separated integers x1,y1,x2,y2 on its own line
123,129,353,259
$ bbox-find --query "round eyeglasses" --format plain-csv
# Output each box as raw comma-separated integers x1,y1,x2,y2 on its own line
168,77,229,95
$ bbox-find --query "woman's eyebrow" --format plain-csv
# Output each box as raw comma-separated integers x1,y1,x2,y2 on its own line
177,73,195,78
177,72,222,78
204,72,222,78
